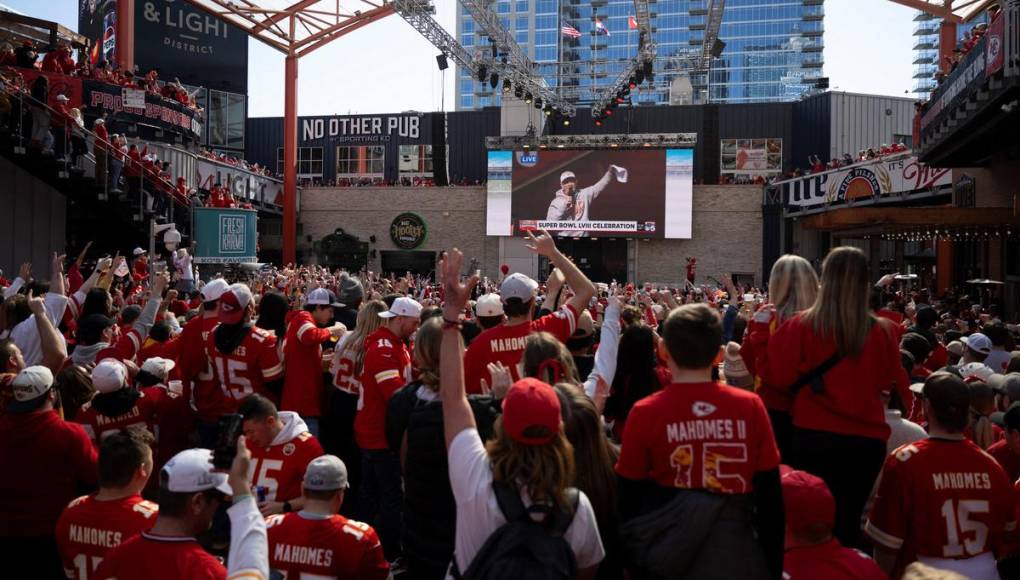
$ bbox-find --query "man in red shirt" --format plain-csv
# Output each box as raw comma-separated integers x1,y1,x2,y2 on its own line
94,442,268,580
614,304,784,579
267,455,389,579
205,283,284,414
0,366,98,579
239,394,324,517
866,372,1017,578
56,429,159,580
988,404,1020,483
355,295,421,560
177,278,229,446
131,248,148,283
462,229,595,393
76,358,161,445
281,288,346,437
781,467,884,579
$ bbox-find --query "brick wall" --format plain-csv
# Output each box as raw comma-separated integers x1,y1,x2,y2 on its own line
636,185,763,285
299,186,498,276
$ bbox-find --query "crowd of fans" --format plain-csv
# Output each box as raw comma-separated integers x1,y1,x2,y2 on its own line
2,231,1020,579
1,39,203,113
199,148,275,178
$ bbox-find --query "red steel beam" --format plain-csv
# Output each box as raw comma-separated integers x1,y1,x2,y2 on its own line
283,53,298,265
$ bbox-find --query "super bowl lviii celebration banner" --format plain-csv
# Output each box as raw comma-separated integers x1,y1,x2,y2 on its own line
783,153,951,208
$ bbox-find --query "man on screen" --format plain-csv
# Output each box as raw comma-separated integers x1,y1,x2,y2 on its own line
545,165,627,237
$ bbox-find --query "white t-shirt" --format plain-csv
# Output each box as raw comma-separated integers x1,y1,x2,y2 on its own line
174,254,194,281
447,428,605,578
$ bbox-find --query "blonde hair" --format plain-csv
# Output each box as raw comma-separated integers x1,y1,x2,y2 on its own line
801,246,873,357
336,300,387,378
522,332,580,386
413,317,442,391
486,419,576,512
768,255,819,322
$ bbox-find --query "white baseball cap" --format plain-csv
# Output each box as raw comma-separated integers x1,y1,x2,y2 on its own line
161,448,233,495
379,296,423,319
92,358,129,394
132,247,147,256
8,366,53,411
475,294,504,317
304,287,343,308
200,278,230,302
303,455,350,490
963,333,992,355
501,273,539,303
141,357,175,380
56,94,69,102
959,362,995,383
560,171,576,184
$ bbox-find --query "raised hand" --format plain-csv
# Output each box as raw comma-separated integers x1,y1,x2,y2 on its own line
18,262,31,282
524,229,558,258
484,361,513,399
440,248,479,320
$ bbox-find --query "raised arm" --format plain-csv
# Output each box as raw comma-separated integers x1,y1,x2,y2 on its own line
583,291,622,399
29,292,67,374
440,248,480,450
4,262,30,299
586,167,616,201
526,229,596,314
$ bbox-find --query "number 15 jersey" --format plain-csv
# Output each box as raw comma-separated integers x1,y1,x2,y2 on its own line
866,438,1016,577
205,325,284,413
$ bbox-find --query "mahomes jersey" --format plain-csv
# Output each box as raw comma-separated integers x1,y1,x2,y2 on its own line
205,325,284,413
866,438,1016,575
55,494,158,580
614,381,781,494
463,305,578,394
75,390,163,444
178,314,224,422
247,429,324,502
266,513,389,580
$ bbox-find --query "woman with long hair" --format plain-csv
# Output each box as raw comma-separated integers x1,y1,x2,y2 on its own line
521,331,580,386
386,317,499,579
555,383,621,580
321,300,387,498
255,291,289,340
603,324,665,440
742,254,819,460
438,249,604,579
762,246,908,550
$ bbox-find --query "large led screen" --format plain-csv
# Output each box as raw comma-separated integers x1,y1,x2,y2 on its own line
485,148,693,239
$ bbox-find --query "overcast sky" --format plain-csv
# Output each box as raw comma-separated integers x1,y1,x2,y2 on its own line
6,0,920,117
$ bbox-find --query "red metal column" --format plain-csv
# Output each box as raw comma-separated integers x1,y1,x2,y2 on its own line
116,0,134,71
938,0,957,74
283,54,298,264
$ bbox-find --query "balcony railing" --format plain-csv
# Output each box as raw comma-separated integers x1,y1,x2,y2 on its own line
802,6,824,21
914,22,939,36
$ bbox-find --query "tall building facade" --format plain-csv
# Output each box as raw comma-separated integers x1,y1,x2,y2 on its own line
455,0,825,110
912,10,986,98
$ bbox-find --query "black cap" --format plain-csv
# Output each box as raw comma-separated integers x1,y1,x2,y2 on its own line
1004,403,1020,431
77,314,116,344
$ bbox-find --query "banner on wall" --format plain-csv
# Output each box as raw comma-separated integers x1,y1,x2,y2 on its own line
83,80,203,138
122,88,146,109
193,207,258,264
196,158,282,207
4,68,84,110
783,153,951,207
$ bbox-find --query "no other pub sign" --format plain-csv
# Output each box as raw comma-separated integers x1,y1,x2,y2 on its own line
193,207,258,264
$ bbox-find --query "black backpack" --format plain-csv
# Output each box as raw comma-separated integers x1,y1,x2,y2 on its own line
453,481,580,580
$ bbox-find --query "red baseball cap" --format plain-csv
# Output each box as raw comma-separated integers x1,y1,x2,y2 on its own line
780,465,835,537
501,378,561,445
218,283,253,325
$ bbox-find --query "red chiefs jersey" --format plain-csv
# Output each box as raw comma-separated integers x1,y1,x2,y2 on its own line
865,438,1016,577
614,381,781,493
178,314,224,422
355,327,412,450
75,390,164,444
205,324,284,414
94,532,226,580
56,494,158,580
463,305,579,394
783,539,885,580
266,513,389,580
247,414,324,502
281,310,332,418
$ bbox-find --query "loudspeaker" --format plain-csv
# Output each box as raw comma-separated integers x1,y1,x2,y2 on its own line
816,77,830,90
436,54,448,71
710,38,726,58
432,114,449,186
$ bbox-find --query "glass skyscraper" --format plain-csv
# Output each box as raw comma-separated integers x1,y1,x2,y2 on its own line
455,0,825,110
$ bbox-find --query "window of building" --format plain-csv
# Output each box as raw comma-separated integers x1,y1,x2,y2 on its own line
276,147,323,177
398,144,443,177
208,90,245,150
336,145,385,178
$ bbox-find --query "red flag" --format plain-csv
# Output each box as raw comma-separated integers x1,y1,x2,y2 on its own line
628,16,638,29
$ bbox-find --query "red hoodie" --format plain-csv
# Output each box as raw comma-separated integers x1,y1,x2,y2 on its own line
760,313,910,441
281,310,332,418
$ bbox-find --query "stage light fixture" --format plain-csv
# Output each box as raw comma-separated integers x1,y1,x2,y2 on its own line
544,106,552,116
489,73,499,89
503,78,512,93
524,92,533,104
477,65,487,82
642,60,653,77
514,86,524,99
563,117,571,127
595,119,602,127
